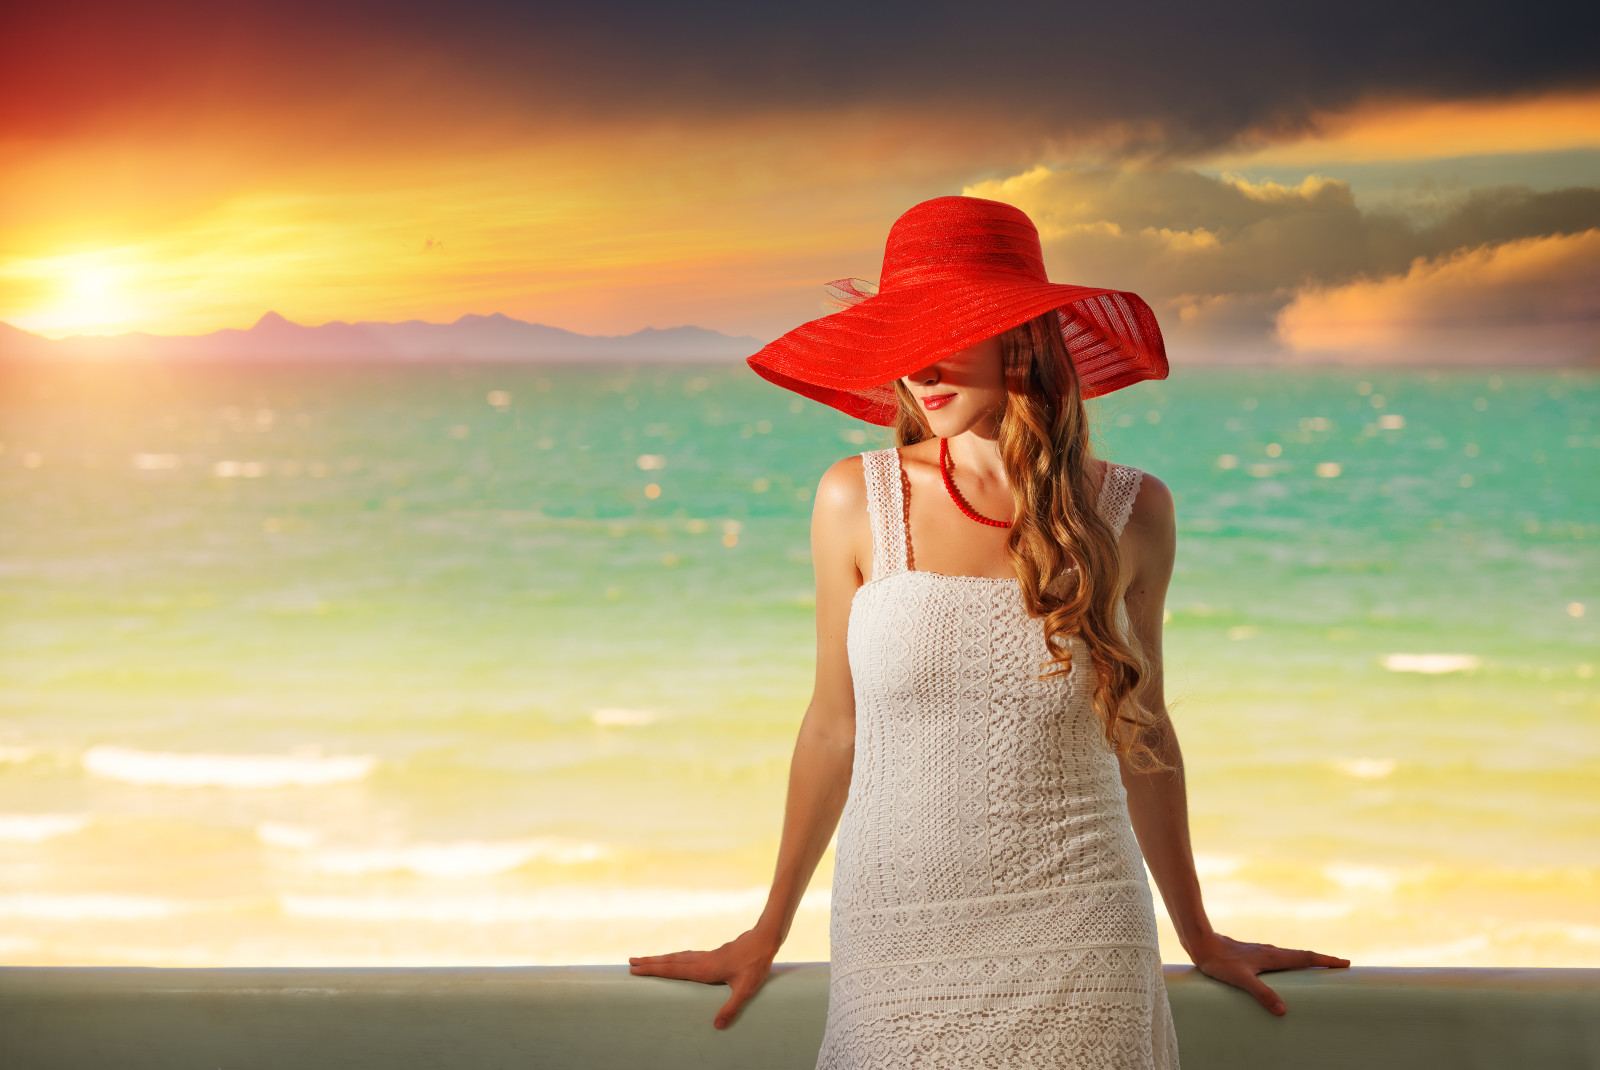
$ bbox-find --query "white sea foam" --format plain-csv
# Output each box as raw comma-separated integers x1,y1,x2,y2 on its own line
254,824,610,877
1323,863,1402,895
212,460,269,478
1382,653,1481,674
1357,934,1491,965
590,708,657,727
1191,854,1243,879
1199,881,1353,922
1331,757,1397,779
281,886,830,924
0,894,185,920
255,821,321,850
304,839,610,878
83,746,376,788
0,814,91,842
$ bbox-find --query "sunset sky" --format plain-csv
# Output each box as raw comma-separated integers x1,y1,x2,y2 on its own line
3,1,1597,362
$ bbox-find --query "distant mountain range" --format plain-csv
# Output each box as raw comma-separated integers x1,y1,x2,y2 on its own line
0,312,766,362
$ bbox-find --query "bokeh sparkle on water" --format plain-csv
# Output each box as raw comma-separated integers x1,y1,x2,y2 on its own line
0,360,1595,967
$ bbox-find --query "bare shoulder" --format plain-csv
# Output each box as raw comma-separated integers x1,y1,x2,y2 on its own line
812,453,872,583
1125,469,1174,532
1122,469,1176,573
813,453,868,522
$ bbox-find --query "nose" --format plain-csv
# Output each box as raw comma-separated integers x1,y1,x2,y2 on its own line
909,365,941,386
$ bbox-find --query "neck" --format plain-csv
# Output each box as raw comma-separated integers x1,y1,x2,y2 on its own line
945,426,1006,486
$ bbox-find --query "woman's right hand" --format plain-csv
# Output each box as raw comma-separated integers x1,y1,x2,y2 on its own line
628,927,780,1030
626,456,866,1032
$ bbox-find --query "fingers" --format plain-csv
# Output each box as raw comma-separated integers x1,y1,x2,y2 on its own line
1239,974,1286,1016
628,951,696,964
628,951,706,978
629,947,773,1031
630,953,720,978
1262,946,1352,971
714,985,751,1030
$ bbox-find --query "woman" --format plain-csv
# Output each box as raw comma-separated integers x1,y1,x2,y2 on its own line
630,196,1348,1068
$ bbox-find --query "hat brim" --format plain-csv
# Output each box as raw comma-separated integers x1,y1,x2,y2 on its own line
747,273,1168,426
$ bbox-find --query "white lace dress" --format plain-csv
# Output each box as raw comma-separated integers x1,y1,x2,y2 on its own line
817,447,1179,1069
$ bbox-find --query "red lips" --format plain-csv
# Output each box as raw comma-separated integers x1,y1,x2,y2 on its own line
921,393,956,410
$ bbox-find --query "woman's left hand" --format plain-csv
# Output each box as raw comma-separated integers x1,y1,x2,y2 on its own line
1189,932,1350,1016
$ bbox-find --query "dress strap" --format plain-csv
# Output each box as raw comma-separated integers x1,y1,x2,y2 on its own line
861,448,910,580
1096,462,1144,540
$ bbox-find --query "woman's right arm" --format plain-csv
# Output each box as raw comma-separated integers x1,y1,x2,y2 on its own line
628,455,868,1029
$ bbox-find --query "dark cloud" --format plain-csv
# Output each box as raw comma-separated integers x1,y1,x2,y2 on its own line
1419,187,1600,252
990,168,1600,291
969,165,1600,357
5,1,1597,156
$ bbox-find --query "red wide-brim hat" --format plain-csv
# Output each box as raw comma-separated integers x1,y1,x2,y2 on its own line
746,195,1168,426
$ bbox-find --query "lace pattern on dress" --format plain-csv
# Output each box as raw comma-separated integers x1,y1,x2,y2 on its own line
824,449,1176,1069
862,449,909,581
1099,461,1144,541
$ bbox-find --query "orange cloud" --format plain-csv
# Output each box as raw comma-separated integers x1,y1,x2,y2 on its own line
1275,229,1600,364
1207,90,1600,167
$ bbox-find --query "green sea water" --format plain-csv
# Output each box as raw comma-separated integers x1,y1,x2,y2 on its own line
0,359,1595,967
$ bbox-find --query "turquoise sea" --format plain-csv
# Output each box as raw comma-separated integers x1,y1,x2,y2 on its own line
0,359,1595,967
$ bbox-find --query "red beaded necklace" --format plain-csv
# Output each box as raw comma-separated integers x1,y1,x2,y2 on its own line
939,437,1011,528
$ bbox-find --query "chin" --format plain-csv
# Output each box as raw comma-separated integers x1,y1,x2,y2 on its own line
922,403,983,438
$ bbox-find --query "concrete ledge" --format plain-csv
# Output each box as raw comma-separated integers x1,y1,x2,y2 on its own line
2,964,1597,1069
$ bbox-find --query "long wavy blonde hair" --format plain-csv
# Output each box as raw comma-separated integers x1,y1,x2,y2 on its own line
892,310,1169,772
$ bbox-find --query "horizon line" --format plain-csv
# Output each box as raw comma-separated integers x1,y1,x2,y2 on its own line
1,312,769,345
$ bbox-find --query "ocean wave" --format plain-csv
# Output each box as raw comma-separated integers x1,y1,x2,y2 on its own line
1382,653,1481,674
83,746,376,788
0,894,187,920
1190,854,1243,879
256,821,323,850
0,814,91,842
1331,757,1397,779
255,824,610,877
280,886,831,924
1323,863,1405,895
1196,881,1353,922
590,708,657,727
1355,934,1491,965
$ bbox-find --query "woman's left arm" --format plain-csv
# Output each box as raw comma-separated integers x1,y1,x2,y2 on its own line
1116,474,1349,1016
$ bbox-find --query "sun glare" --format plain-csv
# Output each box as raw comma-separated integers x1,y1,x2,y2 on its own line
4,251,140,337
